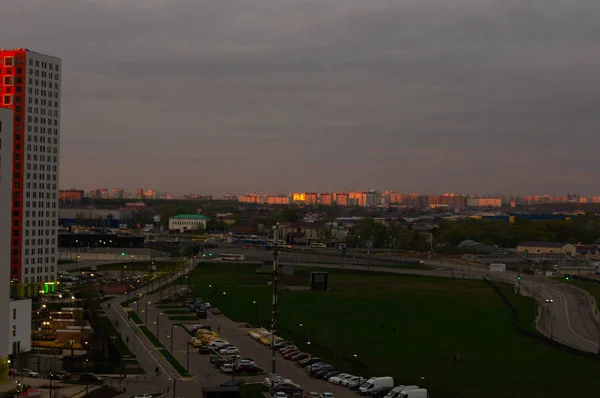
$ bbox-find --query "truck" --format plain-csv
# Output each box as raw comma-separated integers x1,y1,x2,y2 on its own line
359,377,394,395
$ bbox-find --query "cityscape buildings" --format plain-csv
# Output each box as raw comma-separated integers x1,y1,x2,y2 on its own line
1,48,61,297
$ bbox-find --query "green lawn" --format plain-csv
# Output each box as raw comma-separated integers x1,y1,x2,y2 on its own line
158,349,190,377
139,326,165,348
163,309,190,315
168,315,197,321
186,262,600,398
128,311,144,325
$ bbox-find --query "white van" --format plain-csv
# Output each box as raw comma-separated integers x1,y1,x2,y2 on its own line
399,388,428,398
385,386,420,398
359,377,394,395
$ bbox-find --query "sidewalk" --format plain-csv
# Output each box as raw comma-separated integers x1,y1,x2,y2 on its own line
100,261,196,382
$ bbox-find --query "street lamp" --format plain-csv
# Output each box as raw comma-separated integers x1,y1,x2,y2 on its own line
299,323,306,341
145,301,151,324
170,324,178,355
421,377,429,397
155,312,163,336
253,301,258,325
545,299,554,339
222,291,227,313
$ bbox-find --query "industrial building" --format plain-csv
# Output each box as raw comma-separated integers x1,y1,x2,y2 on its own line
516,242,577,257
169,214,210,232
59,208,126,229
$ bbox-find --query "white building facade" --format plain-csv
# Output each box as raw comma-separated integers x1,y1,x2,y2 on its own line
8,299,32,356
169,214,210,232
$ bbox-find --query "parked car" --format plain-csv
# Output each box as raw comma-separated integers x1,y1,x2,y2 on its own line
220,363,234,374
299,357,321,366
348,378,368,390
236,363,263,374
274,393,288,398
371,386,394,397
275,381,303,394
78,373,104,383
341,376,361,387
219,347,240,355
47,371,71,380
319,370,340,380
133,394,153,398
328,373,351,384
320,394,335,398
192,324,212,331
16,369,39,378
198,346,210,354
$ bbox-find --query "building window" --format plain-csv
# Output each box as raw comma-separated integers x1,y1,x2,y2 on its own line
12,326,15,337
12,308,16,320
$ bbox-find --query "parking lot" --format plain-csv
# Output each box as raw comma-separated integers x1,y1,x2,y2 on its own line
141,295,358,397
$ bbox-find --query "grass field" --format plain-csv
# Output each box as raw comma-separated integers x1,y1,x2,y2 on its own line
186,262,600,398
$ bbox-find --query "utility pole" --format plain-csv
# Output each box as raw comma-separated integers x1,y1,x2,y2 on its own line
270,223,280,397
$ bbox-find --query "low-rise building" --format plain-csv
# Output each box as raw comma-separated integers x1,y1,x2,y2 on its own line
516,242,577,257
169,214,211,232
8,299,32,357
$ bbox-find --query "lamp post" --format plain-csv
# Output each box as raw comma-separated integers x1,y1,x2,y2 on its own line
222,291,227,313
170,324,178,355
145,301,151,324
253,301,258,325
299,323,306,341
270,222,280,398
421,376,429,397
155,312,163,336
186,342,190,372
545,300,554,339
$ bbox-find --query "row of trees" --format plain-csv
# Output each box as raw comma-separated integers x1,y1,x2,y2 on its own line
344,217,600,251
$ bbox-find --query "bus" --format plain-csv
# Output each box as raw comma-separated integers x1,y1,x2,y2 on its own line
216,253,246,261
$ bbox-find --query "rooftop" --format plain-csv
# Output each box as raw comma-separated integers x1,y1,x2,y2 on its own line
170,214,211,220
518,241,570,248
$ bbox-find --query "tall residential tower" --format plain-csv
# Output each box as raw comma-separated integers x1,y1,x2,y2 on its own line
1,48,61,297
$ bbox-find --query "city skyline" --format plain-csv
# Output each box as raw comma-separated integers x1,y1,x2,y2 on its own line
3,1,600,195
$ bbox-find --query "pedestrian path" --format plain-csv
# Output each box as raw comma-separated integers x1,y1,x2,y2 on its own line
101,263,195,383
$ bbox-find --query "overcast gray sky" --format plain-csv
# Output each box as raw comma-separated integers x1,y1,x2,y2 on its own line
3,0,600,196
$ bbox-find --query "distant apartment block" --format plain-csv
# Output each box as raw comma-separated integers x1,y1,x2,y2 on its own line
466,197,502,207
111,188,125,199
135,188,144,199
238,193,262,204
265,195,290,205
59,189,84,204
335,192,349,206
319,193,334,206
428,193,466,208
291,192,317,205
